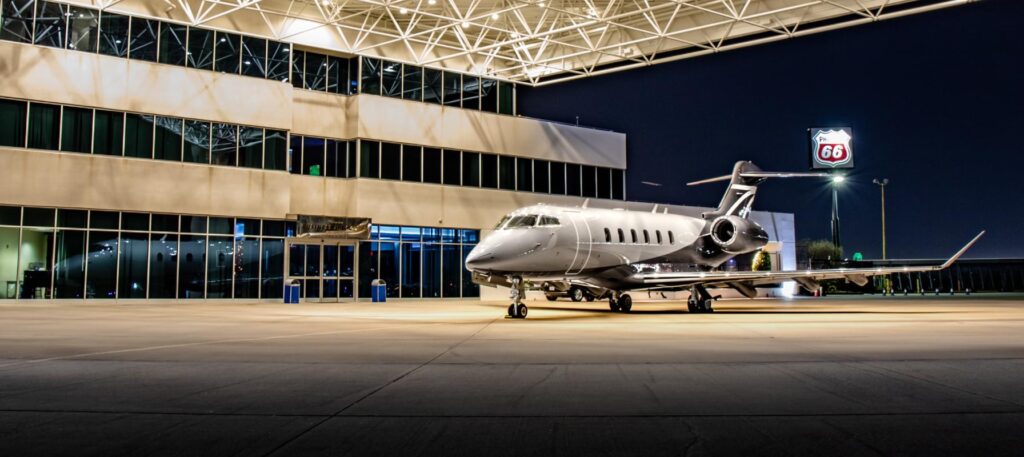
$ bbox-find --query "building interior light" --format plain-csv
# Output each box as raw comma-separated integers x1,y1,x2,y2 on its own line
491,13,500,20
400,7,408,14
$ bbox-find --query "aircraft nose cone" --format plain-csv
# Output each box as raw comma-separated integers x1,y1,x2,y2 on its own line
464,246,494,271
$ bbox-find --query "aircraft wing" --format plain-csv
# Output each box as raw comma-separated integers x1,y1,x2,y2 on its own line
633,231,985,291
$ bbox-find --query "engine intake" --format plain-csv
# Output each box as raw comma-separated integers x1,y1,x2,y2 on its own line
708,216,769,254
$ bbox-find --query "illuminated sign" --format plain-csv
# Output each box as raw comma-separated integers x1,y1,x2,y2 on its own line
808,127,854,169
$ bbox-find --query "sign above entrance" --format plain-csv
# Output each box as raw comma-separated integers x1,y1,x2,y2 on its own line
296,216,372,240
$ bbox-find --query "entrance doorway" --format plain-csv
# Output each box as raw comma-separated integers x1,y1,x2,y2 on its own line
286,241,356,302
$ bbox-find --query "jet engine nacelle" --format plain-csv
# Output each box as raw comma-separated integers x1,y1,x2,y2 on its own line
708,216,769,254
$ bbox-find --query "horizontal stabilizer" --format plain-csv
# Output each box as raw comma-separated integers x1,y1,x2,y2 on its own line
687,171,831,186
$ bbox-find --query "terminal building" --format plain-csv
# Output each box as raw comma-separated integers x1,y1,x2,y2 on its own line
0,0,944,303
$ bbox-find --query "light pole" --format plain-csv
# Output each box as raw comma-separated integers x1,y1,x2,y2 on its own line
830,175,845,250
873,178,889,260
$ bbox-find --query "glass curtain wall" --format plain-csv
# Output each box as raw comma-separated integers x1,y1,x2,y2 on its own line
358,225,479,300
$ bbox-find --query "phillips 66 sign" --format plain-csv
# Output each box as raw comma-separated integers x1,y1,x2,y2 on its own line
808,127,854,169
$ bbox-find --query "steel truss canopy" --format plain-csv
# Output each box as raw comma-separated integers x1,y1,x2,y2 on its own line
81,0,972,85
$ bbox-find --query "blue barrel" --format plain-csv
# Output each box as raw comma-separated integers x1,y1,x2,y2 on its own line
371,279,387,303
284,282,301,304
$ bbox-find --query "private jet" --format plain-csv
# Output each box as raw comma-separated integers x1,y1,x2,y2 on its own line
465,161,984,318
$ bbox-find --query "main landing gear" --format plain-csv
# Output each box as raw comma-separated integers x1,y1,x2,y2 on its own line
507,277,528,319
608,293,632,313
687,284,716,313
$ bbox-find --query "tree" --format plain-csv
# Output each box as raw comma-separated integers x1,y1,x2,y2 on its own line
807,240,843,268
752,250,772,271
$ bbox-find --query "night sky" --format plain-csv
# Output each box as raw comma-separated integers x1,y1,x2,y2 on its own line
520,0,1022,260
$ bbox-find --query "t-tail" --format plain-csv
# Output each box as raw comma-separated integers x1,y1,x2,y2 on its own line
688,161,831,220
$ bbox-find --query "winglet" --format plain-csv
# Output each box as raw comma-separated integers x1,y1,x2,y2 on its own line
940,230,985,269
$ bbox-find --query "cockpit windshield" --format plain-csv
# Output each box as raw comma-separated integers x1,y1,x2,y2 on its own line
493,215,511,229
505,215,538,229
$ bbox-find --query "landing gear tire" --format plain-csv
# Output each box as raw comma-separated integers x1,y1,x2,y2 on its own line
507,303,528,318
517,304,528,318
686,301,696,313
687,298,714,313
569,287,584,302
609,298,620,312
619,294,633,313
584,294,595,302
545,294,558,302
507,304,516,317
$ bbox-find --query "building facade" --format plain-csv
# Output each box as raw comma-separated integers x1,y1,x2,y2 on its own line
0,0,792,302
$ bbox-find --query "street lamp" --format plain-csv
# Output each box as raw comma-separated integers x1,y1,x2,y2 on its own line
873,178,889,260
830,175,845,250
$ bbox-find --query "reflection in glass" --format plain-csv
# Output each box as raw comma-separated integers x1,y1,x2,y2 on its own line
54,230,85,299
207,236,233,298
381,142,401,180
118,232,147,298
358,241,375,298
422,243,440,298
517,157,532,192
302,137,325,176
401,146,421,182
184,120,210,164
442,72,460,106
400,242,420,298
99,12,129,57
93,110,122,156
422,147,441,184
211,123,237,166
323,245,339,277
179,235,205,298
340,244,354,277
124,114,154,159
241,36,266,78
149,233,177,298
234,237,258,298
261,239,284,299
267,41,290,82
129,17,158,62
534,160,550,193
499,156,515,191
566,163,582,196
462,245,480,297
19,227,52,299
461,75,479,110
60,106,92,153
33,1,67,48
214,32,240,74
360,140,379,178
442,150,460,185
480,79,498,112
442,244,460,298
67,6,98,52
154,117,183,161
550,162,566,195
380,241,399,297
402,64,422,101
28,103,60,151
423,68,442,104
288,243,304,277
305,244,320,276
382,60,402,98
290,50,304,89
187,27,214,70
158,23,187,66
264,130,287,171
498,82,515,115
304,52,327,91
481,154,498,189
1,0,35,43
0,227,18,299
84,231,117,299
238,127,264,169
0,99,27,147
361,57,382,95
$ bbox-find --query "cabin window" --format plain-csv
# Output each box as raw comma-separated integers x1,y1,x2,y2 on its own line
656,230,663,244
538,216,560,226
506,215,537,228
604,228,611,243
668,231,675,244
617,228,625,243
642,229,650,244
630,229,638,243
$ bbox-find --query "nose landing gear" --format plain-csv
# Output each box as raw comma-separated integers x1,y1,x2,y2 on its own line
507,277,528,319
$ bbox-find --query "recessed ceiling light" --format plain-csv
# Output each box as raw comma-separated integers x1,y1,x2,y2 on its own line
428,0,436,4
400,7,408,14
461,21,470,29
491,13,499,20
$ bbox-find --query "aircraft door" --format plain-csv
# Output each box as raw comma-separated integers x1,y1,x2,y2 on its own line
564,212,593,275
